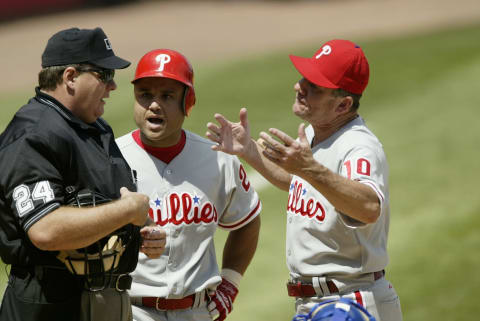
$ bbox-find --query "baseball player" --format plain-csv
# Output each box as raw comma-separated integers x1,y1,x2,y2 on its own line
116,49,261,321
206,39,402,321
0,27,163,321
292,298,376,321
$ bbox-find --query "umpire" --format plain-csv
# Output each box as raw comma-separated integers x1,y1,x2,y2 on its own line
0,27,150,321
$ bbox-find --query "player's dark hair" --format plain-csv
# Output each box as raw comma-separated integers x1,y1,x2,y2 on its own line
38,64,84,91
333,88,362,111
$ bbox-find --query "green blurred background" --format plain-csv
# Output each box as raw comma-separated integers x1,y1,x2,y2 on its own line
1,1,480,320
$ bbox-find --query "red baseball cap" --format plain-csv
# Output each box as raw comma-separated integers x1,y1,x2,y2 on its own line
289,39,369,94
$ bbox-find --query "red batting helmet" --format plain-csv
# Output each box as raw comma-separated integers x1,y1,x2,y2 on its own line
132,49,196,116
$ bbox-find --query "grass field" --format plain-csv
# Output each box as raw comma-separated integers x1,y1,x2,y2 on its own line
1,23,480,320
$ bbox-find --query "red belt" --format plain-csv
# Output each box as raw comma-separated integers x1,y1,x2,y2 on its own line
142,294,197,310
287,270,385,297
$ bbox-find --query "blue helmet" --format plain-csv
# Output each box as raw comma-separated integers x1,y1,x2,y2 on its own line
292,298,376,321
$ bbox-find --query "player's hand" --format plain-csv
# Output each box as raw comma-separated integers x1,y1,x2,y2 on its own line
207,278,239,321
206,108,255,159
119,187,150,226
140,225,166,259
259,123,315,176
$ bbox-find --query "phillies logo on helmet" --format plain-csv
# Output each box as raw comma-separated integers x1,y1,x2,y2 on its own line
155,54,171,71
287,180,326,222
149,192,218,226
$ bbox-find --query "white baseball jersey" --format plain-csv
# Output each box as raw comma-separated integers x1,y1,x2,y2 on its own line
286,116,389,279
116,129,261,299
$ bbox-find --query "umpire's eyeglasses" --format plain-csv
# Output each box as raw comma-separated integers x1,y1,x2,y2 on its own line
77,67,115,84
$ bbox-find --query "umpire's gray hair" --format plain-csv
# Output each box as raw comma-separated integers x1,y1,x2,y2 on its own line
38,64,83,91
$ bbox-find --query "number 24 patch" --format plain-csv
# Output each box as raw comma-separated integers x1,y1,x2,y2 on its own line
13,181,55,217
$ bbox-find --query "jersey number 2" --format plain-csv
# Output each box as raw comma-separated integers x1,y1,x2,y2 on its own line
13,181,55,217
239,164,251,192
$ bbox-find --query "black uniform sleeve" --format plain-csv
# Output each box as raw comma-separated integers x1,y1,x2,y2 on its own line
4,132,66,232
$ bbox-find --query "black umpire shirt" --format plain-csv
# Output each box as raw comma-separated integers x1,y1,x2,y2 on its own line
0,87,140,284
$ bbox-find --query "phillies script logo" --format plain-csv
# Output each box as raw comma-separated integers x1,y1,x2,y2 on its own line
287,180,326,222
149,192,218,226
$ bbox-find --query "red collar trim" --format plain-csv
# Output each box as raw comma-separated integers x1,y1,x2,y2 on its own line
132,129,186,164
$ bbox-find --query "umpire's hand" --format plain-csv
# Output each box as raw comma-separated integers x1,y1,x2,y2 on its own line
119,187,150,226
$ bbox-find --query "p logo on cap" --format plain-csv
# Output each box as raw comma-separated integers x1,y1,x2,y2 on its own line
315,45,332,59
289,39,369,95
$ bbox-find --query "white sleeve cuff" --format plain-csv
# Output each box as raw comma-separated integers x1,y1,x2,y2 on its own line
221,268,242,287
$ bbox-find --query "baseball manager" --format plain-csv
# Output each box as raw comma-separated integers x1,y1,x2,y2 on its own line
207,39,402,321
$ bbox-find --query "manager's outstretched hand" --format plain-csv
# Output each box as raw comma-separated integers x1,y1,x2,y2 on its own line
206,108,254,158
259,123,315,177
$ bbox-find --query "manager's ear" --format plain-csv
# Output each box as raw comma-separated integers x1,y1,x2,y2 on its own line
335,96,353,114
